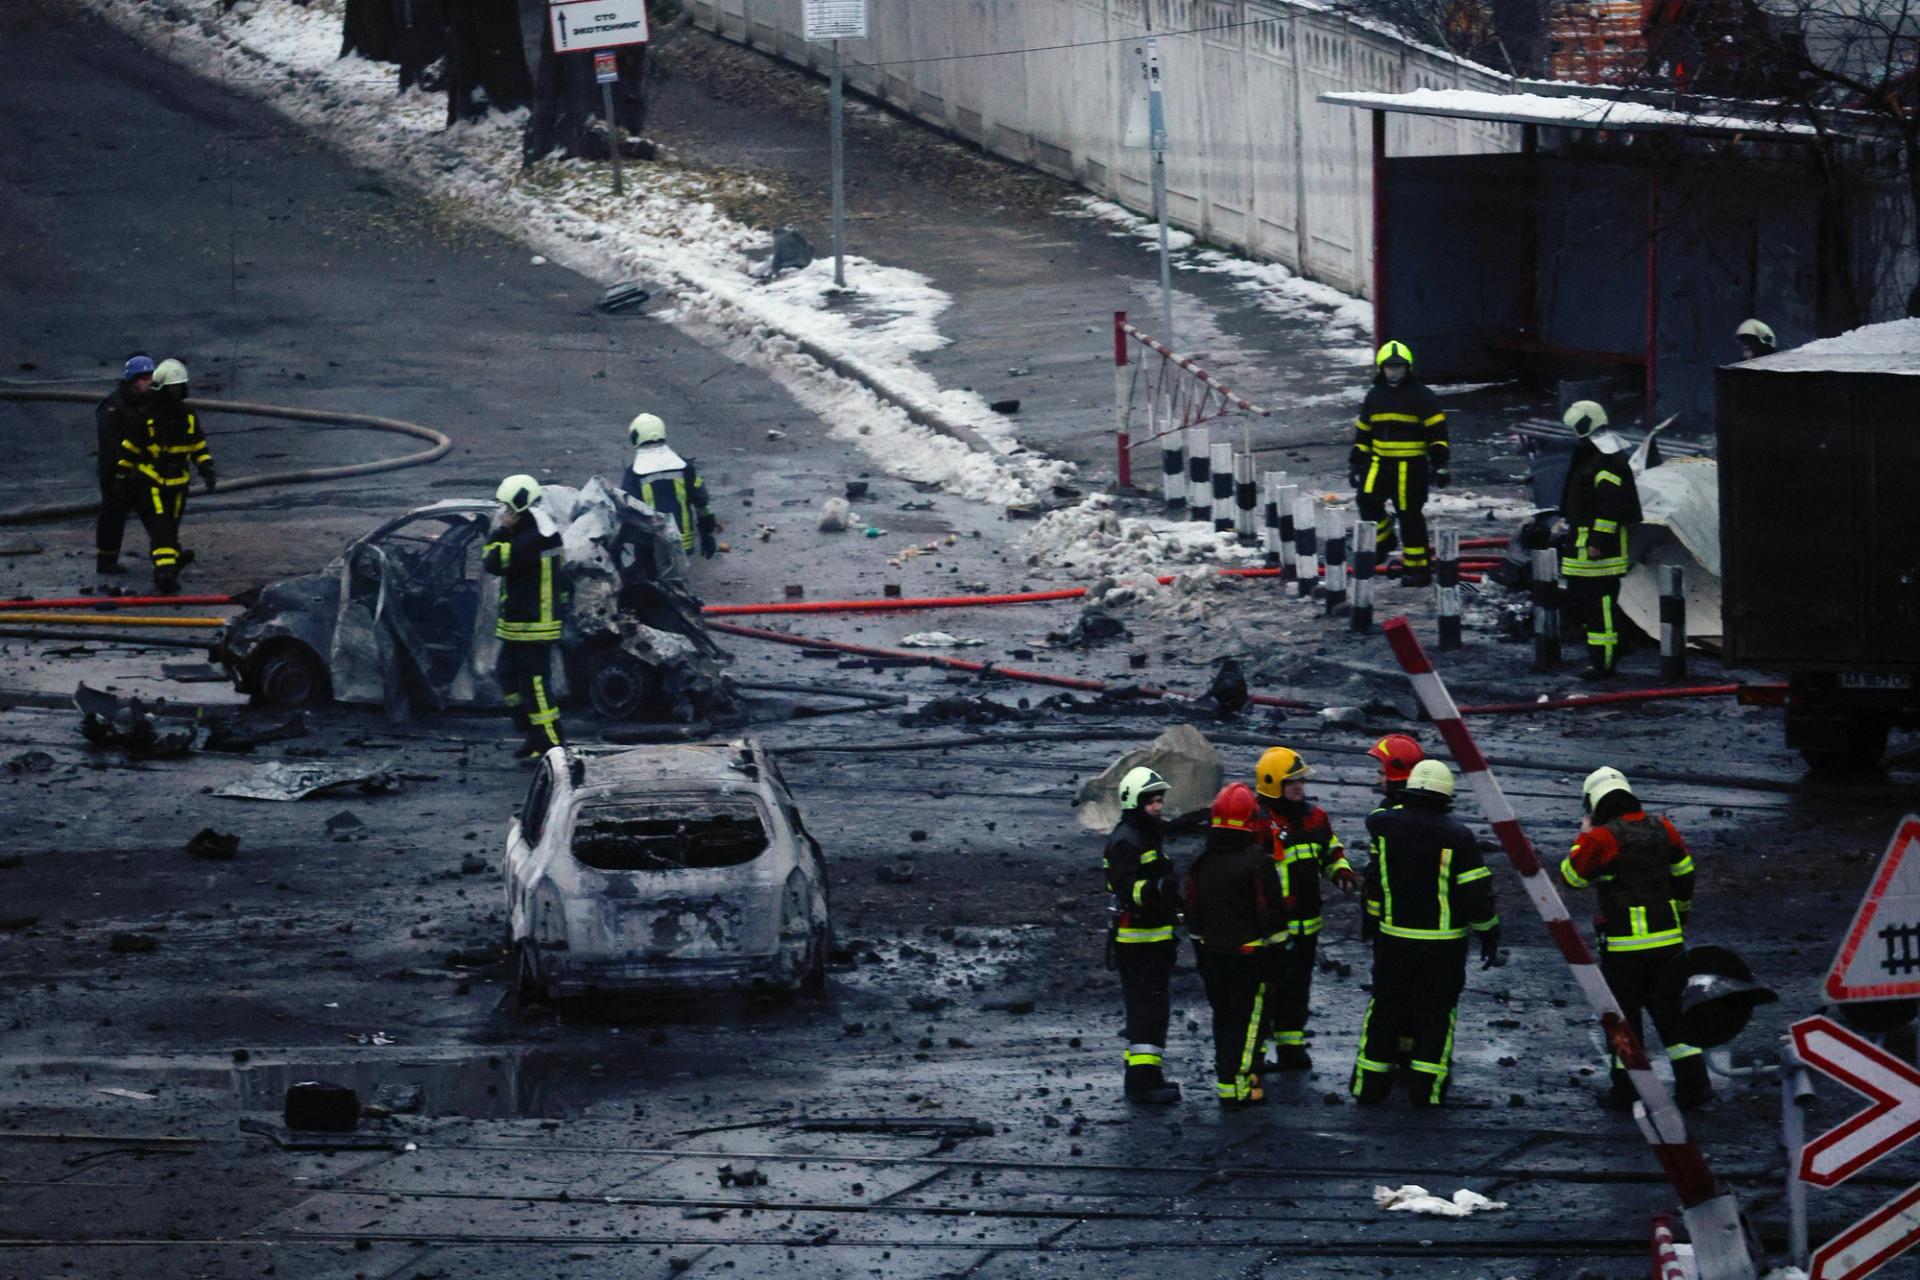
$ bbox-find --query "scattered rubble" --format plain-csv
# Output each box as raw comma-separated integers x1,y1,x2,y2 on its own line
184,828,240,861
215,761,401,802
1373,1185,1509,1218
1075,724,1224,830
6,749,53,774
75,683,195,758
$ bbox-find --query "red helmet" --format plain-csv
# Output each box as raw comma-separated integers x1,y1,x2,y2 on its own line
1210,782,1260,830
1368,733,1425,784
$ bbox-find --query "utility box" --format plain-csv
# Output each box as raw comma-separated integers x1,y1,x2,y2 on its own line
1717,321,1920,770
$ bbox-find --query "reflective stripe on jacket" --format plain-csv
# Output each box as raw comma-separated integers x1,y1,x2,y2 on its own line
1561,811,1693,951
1362,801,1498,942
483,520,565,642
1104,812,1179,944
1259,800,1349,939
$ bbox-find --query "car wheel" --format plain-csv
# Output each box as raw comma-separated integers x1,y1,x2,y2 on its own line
254,643,329,708
586,649,660,720
510,941,549,1010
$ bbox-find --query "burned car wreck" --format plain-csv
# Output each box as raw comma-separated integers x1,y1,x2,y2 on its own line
505,740,832,1001
216,479,735,722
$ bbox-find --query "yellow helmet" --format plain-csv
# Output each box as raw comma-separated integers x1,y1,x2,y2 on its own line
1254,746,1309,798
1563,399,1608,438
495,474,541,513
628,412,667,447
1375,340,1413,368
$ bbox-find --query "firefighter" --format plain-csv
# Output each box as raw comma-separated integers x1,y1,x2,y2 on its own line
1103,766,1182,1106
1350,340,1448,587
1184,782,1289,1107
1558,401,1641,680
94,355,155,574
113,357,215,593
1252,747,1356,1071
1352,760,1500,1107
1366,733,1425,801
483,475,566,759
1735,318,1776,361
1560,766,1709,1110
621,412,718,558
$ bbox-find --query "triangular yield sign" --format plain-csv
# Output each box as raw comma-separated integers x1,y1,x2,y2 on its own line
1827,815,1920,1002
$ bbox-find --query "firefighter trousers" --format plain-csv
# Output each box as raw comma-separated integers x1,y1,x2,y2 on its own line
1567,573,1625,672
1263,931,1318,1053
497,641,564,755
1196,947,1267,1101
1600,940,1705,1096
1356,459,1430,568
132,482,188,582
1114,939,1175,1071
96,473,131,561
1353,935,1467,1105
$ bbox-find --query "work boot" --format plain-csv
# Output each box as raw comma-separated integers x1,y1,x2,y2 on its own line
1673,1058,1713,1111
1400,567,1431,588
1218,1083,1266,1109
96,554,128,575
1578,665,1618,683
1271,1044,1313,1071
153,570,180,596
176,549,196,567
1124,1065,1181,1106
1598,1078,1637,1111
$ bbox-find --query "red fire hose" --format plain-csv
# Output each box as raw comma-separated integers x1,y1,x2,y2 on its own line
0,594,238,611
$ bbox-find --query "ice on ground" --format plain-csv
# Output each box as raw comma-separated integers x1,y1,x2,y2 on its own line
1021,494,1264,582
1065,197,1198,251
1372,1184,1509,1217
898,632,984,649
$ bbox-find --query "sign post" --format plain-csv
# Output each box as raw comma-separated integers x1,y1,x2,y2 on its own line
548,0,651,195
1144,38,1173,347
803,1,867,288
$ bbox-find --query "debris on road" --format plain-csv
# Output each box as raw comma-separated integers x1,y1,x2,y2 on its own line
899,631,985,648
6,749,54,774
817,497,851,531
1373,1184,1509,1217
1074,723,1224,830
75,683,195,758
597,281,652,313
96,1087,158,1102
899,695,1034,727
201,710,308,754
283,1081,362,1133
214,761,401,802
184,828,240,861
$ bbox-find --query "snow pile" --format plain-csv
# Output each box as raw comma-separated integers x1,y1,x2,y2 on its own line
1752,316,1920,374
81,0,1069,505
1021,494,1263,581
1372,1184,1508,1218
1065,198,1198,252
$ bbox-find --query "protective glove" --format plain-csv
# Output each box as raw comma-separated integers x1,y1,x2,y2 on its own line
1478,926,1504,970
1432,466,1451,490
1332,866,1359,894
200,465,218,493
1349,471,1363,491
699,532,719,560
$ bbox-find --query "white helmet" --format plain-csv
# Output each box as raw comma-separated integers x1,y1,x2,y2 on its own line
1582,766,1633,812
153,358,190,389
1563,399,1608,439
1117,766,1170,810
1404,759,1455,799
629,413,667,448
495,474,541,513
1735,318,1776,352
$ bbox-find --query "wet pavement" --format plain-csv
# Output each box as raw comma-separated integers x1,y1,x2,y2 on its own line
2,6,1918,1279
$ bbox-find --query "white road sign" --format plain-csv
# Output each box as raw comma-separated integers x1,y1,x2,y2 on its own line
1812,1182,1920,1280
1827,815,1920,1002
549,0,650,52
1794,1016,1920,1188
804,0,868,41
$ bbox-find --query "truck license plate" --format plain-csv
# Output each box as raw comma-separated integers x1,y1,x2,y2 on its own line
1840,672,1913,690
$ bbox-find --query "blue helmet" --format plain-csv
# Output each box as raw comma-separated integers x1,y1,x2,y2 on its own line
123,355,156,381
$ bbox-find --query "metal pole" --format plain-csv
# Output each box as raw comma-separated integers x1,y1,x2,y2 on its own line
1277,483,1299,587
1352,520,1377,632
1782,1036,1811,1269
1532,548,1561,670
1292,494,1318,599
831,39,847,288
1187,426,1211,525
1146,39,1174,346
1321,509,1347,615
1113,312,1132,490
1436,528,1462,650
1210,441,1234,535
1660,564,1687,682
601,78,624,195
1262,471,1285,567
1234,450,1257,544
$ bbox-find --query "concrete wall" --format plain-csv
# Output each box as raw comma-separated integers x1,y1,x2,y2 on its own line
686,0,1516,297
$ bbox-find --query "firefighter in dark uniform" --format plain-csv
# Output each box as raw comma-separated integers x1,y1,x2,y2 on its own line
1103,766,1181,1105
1252,747,1356,1071
1184,782,1288,1108
1351,340,1448,587
1560,766,1709,1110
1558,401,1641,680
621,412,718,559
95,355,156,575
1353,760,1501,1107
1367,733,1425,801
483,475,566,759
113,357,216,593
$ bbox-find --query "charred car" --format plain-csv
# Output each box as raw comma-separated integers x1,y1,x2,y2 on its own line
215,480,733,722
504,740,831,1001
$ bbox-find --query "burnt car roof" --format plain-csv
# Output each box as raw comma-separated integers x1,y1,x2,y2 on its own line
568,741,770,792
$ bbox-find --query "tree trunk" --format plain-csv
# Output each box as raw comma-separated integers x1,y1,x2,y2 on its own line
446,0,534,124
523,22,651,163
1491,0,1544,77
341,0,447,92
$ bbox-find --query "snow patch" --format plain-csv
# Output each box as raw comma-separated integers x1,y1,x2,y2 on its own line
1373,1184,1508,1217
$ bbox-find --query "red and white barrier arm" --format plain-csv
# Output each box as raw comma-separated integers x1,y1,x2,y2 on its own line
1381,617,1756,1279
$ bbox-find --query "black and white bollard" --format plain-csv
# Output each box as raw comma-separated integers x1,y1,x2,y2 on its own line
1234,450,1258,544
1162,429,1186,516
1351,520,1377,633
1436,529,1462,650
1187,426,1212,525
1277,483,1299,586
1211,441,1235,534
1262,472,1286,567
1321,509,1348,615
1660,564,1688,682
1531,548,1561,671
1292,494,1318,599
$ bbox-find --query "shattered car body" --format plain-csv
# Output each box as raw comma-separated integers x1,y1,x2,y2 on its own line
216,480,732,720
504,740,831,1000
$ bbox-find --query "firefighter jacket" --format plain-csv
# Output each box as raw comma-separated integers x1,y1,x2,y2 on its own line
1361,798,1499,942
621,442,715,553
1561,810,1694,952
1184,827,1288,955
1558,442,1640,580
1349,378,1447,479
1103,811,1179,945
111,391,211,489
1258,797,1351,940
482,517,565,643
96,385,152,483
